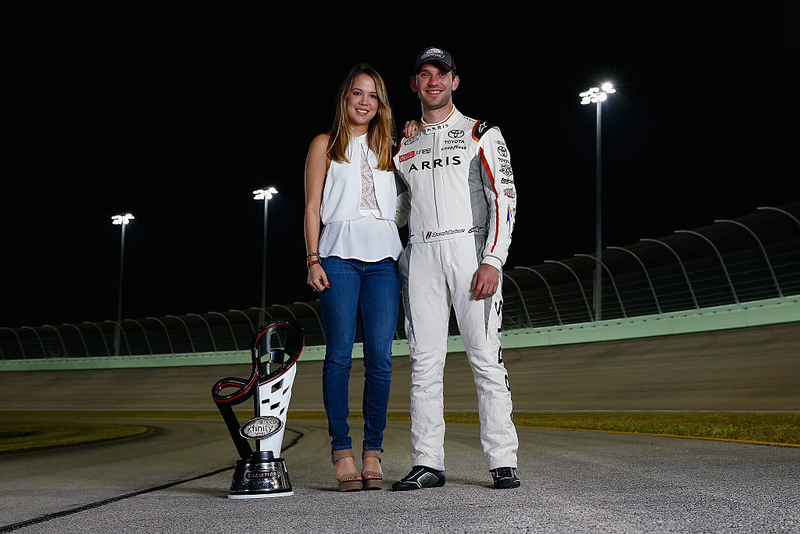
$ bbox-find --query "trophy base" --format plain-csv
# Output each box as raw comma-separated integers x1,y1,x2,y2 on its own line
228,451,293,499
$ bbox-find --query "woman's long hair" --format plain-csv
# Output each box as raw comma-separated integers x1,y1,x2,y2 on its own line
327,64,396,171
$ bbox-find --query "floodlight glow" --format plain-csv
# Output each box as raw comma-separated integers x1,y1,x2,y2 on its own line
111,213,135,225
579,83,615,105
253,187,278,201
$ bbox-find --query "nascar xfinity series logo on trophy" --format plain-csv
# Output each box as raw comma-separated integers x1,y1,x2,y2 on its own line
240,416,282,439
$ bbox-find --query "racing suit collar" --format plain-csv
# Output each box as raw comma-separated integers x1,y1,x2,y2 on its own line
422,106,460,134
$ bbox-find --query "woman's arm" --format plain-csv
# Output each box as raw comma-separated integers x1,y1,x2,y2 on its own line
304,134,331,292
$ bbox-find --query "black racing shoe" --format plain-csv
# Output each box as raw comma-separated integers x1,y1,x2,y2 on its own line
391,466,446,491
491,467,521,489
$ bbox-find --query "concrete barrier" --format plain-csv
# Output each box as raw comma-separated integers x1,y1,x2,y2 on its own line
1,295,797,372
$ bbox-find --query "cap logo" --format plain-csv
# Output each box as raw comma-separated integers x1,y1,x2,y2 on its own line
415,46,455,73
421,48,446,61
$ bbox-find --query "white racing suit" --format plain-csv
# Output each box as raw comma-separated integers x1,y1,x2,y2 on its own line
394,107,518,471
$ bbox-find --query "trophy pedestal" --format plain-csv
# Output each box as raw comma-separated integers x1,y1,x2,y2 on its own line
228,451,293,499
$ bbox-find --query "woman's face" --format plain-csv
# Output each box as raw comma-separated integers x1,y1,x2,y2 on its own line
346,73,379,133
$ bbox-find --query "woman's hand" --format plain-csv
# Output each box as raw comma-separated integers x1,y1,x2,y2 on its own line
307,263,330,292
402,120,420,138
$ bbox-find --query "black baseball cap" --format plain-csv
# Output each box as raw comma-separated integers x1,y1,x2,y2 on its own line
414,46,456,74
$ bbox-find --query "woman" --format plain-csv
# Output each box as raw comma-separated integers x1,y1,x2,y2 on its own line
304,64,403,491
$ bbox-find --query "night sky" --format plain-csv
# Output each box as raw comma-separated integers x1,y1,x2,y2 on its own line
2,4,796,329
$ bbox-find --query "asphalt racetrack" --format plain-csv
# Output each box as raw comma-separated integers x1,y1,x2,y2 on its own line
1,322,799,532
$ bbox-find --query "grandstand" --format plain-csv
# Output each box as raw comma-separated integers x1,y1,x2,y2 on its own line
1,201,798,362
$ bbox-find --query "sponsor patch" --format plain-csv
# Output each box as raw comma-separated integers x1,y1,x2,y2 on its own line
473,120,494,140
424,228,466,242
403,133,421,145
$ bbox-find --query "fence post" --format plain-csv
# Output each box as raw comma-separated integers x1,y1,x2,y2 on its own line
42,325,68,358
229,309,256,334
188,313,218,352
502,273,532,328
83,322,111,356
1,327,26,360
147,317,175,354
61,324,90,358
209,311,240,351
21,326,47,358
574,254,627,318
126,319,154,354
640,239,699,309
167,315,196,353
607,247,662,314
714,219,784,298
544,260,594,321
104,321,132,355
757,206,800,228
514,266,563,326
675,230,739,304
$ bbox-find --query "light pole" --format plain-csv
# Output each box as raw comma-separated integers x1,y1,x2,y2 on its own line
580,82,615,321
111,213,134,356
253,187,278,313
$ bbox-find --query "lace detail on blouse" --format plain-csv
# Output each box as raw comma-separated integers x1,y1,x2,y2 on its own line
359,143,379,211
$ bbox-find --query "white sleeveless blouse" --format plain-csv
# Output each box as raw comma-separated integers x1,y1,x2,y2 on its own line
318,135,402,262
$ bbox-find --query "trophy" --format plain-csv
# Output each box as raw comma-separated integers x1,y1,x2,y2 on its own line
211,318,304,499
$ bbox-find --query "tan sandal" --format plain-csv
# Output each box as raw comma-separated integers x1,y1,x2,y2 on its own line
332,449,362,492
361,450,383,490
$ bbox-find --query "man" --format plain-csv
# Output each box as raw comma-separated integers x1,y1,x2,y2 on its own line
392,46,520,490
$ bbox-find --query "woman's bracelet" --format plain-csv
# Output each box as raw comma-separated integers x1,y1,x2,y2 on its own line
306,252,321,268
306,252,319,269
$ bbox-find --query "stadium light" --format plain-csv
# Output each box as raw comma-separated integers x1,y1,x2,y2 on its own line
253,187,278,201
580,83,616,105
579,81,615,321
254,187,278,310
111,212,134,356
111,213,135,225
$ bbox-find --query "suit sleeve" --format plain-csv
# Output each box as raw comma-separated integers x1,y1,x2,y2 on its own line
394,170,410,228
478,127,516,270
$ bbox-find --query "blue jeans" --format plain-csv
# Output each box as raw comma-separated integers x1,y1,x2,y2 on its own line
318,256,399,452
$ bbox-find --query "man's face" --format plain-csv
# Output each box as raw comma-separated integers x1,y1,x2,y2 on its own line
412,62,459,112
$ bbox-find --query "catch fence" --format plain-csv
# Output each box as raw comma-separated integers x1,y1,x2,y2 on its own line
2,204,798,360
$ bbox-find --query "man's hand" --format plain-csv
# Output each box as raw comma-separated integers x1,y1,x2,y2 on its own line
470,264,500,300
